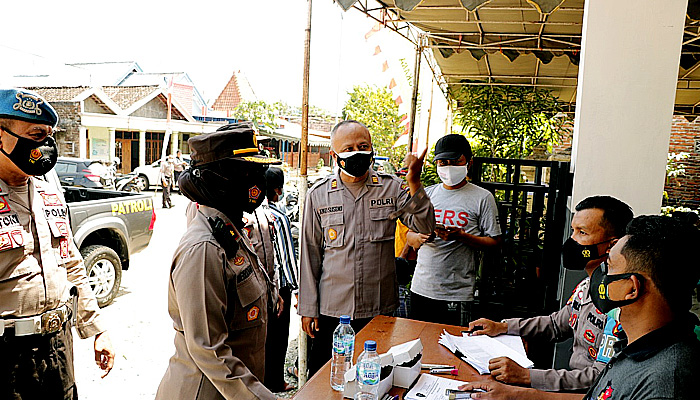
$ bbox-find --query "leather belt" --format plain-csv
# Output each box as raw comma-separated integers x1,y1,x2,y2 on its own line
0,304,70,337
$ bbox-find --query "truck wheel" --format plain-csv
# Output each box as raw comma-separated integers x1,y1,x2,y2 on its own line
136,175,149,191
81,245,122,308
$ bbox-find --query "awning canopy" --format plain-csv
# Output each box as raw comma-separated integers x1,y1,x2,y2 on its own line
268,122,332,147
337,0,700,116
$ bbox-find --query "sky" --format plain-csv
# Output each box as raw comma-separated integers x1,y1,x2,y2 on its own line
0,0,416,115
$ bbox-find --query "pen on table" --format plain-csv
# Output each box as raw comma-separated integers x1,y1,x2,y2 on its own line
429,367,459,375
421,363,455,369
462,326,483,335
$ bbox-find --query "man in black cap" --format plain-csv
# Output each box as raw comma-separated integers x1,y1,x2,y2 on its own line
406,134,502,326
0,88,114,398
156,122,283,400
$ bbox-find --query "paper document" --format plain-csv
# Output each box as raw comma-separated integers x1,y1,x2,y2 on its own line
438,330,534,375
404,373,468,400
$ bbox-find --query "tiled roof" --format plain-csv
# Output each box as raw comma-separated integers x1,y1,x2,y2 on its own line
102,85,159,109
24,87,90,102
212,74,242,111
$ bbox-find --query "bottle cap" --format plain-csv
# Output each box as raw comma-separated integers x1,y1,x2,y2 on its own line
340,315,351,324
364,340,377,351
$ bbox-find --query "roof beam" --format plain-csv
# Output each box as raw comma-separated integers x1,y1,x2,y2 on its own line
443,74,577,80
447,82,576,88
387,6,583,12
385,19,582,26
426,43,582,52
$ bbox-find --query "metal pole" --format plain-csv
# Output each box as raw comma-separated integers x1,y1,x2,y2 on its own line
408,36,422,153
298,0,312,388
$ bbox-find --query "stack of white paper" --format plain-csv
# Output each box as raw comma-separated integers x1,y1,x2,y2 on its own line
438,330,534,375
404,374,468,400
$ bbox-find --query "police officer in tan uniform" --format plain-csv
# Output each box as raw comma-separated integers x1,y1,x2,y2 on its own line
156,122,284,400
0,88,114,398
298,120,435,376
467,196,633,392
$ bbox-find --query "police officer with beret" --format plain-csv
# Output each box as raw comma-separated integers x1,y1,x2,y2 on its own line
298,120,435,376
0,88,114,398
156,122,284,400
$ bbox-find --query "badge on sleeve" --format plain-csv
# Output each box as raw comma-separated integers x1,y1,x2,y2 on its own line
584,329,595,343
10,229,23,246
587,345,598,359
247,306,260,321
0,197,10,213
371,176,379,184
596,383,614,400
40,193,62,207
0,232,12,251
59,238,69,259
234,256,246,266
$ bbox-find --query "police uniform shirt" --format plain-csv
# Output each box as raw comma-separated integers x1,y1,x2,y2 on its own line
156,203,276,400
583,315,700,400
504,277,623,391
298,168,435,320
0,177,104,338
243,200,280,301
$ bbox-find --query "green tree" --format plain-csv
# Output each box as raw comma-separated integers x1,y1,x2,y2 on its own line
342,85,405,167
451,84,571,159
231,101,304,132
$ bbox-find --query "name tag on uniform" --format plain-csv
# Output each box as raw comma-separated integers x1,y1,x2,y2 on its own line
0,212,21,229
369,198,395,208
319,205,343,215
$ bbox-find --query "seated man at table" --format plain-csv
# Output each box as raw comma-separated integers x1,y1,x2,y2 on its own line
466,196,633,391
460,215,700,400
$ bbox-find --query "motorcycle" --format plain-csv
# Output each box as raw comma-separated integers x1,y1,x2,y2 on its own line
115,172,141,192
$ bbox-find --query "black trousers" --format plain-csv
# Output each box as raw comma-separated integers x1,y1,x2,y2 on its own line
0,323,77,400
264,286,292,392
308,314,372,378
162,178,172,208
409,291,473,327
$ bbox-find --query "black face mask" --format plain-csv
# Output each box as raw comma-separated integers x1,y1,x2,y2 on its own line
335,150,373,178
589,262,644,313
561,237,613,270
178,161,268,223
0,127,58,176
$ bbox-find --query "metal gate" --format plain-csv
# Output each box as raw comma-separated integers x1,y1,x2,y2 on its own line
471,158,572,320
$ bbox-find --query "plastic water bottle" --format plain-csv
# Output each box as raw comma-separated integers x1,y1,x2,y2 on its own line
330,315,355,391
355,340,380,400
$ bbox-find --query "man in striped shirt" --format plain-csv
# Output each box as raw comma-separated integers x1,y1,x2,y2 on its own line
264,167,298,392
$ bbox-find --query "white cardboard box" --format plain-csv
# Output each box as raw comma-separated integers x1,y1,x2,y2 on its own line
343,352,394,399
387,339,423,388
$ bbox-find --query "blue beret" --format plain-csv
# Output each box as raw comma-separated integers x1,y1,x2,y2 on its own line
0,88,58,127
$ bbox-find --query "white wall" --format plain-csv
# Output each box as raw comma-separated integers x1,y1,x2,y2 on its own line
571,0,688,215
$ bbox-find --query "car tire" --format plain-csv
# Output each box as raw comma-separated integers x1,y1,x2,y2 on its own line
81,245,122,308
136,174,149,191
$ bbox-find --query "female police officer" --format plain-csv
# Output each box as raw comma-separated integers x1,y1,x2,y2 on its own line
156,122,284,400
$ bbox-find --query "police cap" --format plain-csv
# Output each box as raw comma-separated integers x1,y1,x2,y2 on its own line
0,88,59,128
188,122,281,166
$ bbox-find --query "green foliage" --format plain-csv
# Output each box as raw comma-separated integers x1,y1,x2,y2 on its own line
342,85,404,166
451,85,572,159
232,101,335,132
231,101,284,132
420,149,441,187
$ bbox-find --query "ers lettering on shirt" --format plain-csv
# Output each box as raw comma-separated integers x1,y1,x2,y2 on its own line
434,208,469,227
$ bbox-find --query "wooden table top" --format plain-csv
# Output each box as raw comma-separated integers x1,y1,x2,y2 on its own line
293,315,483,399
